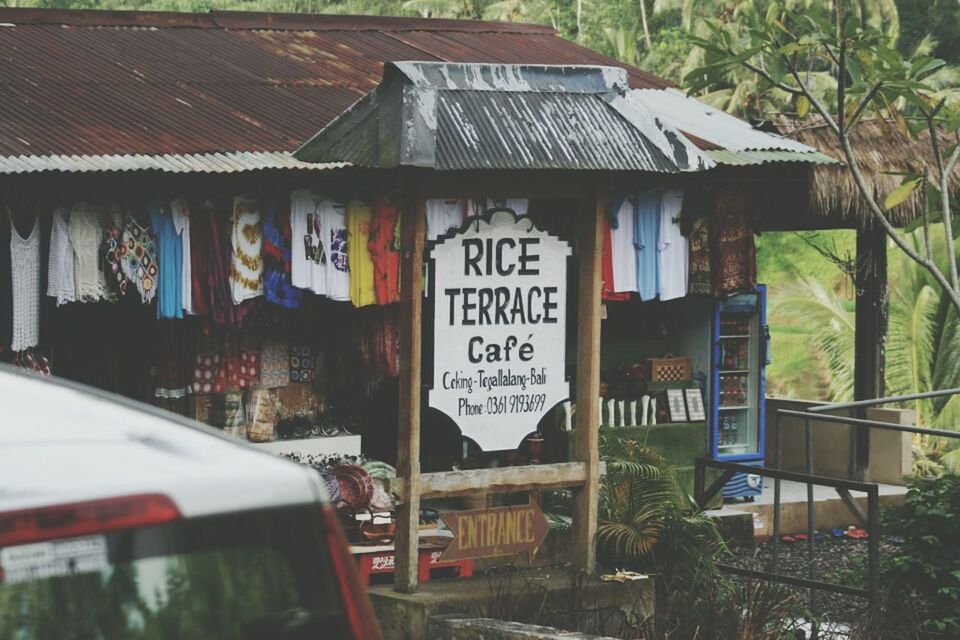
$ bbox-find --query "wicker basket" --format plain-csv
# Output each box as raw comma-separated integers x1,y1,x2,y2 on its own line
649,354,692,382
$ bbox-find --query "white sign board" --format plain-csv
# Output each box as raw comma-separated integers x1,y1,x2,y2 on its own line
428,210,571,451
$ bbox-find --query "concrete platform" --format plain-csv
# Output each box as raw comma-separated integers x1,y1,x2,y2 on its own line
369,568,653,640
706,480,908,541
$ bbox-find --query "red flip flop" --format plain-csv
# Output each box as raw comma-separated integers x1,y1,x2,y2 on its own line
847,528,869,539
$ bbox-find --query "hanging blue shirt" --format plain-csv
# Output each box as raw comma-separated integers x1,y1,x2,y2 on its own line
148,199,183,320
634,192,661,301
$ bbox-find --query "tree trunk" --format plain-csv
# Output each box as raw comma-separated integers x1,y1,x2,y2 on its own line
639,0,652,49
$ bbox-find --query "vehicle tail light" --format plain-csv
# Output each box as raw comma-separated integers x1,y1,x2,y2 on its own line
321,505,383,640
0,494,181,548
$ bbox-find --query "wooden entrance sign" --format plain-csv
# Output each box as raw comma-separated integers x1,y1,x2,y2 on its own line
439,500,550,562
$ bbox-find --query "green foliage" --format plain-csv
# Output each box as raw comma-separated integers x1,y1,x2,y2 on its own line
882,474,960,637
764,226,960,472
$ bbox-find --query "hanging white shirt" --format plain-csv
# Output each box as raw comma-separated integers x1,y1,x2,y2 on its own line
47,207,76,306
426,199,464,241
319,198,350,301
610,196,639,294
658,190,688,301
482,198,529,217
290,189,327,295
170,197,193,314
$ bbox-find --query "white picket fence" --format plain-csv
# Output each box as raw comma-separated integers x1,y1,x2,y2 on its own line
561,396,657,431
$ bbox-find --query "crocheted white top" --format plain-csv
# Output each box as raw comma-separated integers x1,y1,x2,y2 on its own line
70,203,106,302
47,208,76,306
9,211,40,352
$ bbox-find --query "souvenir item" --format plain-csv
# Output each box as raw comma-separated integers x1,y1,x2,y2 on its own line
170,197,193,314
149,199,183,320
687,217,711,295
658,190,687,300
262,194,301,309
71,203,113,302
289,344,314,383
121,213,158,304
8,211,40,352
685,388,706,421
347,200,376,307
667,389,688,422
229,196,263,303
713,187,757,297
633,192,661,301
368,200,401,305
49,208,78,305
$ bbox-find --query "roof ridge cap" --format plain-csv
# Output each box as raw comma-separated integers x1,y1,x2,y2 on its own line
0,7,555,34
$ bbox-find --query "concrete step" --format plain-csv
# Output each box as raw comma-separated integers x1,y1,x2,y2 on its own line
705,480,908,541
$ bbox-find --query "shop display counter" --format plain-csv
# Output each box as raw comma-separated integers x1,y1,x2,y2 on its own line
249,434,362,457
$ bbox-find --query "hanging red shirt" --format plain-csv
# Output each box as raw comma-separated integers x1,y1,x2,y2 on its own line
368,200,401,304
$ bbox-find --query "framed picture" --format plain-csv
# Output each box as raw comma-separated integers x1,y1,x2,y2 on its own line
685,388,706,421
666,389,688,422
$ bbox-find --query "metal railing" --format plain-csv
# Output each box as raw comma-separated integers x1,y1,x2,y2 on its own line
694,387,960,625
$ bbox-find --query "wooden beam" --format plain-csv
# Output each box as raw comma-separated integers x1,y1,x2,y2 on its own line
392,462,589,500
852,221,887,480
572,184,604,573
393,178,426,594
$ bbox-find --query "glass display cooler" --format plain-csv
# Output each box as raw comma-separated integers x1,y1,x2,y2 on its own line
710,285,769,500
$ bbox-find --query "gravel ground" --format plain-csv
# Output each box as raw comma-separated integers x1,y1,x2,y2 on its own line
725,533,904,627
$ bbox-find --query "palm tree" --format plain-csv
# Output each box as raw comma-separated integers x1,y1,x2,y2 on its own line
771,227,960,471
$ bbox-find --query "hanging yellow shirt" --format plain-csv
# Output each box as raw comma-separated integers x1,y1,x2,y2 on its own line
347,200,377,307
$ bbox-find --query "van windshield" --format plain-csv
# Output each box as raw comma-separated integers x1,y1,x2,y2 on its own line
0,504,351,640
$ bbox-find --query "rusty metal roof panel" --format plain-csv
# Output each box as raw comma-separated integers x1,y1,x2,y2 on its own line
385,31,672,90
0,151,347,174
0,7,811,175
0,7,681,172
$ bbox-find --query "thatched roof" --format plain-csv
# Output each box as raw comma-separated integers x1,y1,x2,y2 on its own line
774,116,960,227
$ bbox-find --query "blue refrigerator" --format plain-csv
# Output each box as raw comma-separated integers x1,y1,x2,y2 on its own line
710,285,769,500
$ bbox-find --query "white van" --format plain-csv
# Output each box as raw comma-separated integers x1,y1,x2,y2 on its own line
0,366,381,639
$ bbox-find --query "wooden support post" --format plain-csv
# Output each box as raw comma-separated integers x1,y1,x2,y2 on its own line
394,184,426,593
572,184,604,573
852,221,887,480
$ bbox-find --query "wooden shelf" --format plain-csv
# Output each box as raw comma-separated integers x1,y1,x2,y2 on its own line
719,405,749,411
719,369,750,374
249,434,361,457
719,335,750,339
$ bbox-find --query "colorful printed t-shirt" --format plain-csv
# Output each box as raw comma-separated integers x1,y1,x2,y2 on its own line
347,200,376,308
262,194,302,309
368,200,400,305
320,200,350,301
290,189,327,295
229,196,264,304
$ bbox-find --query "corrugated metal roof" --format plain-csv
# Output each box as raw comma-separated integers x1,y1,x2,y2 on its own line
436,91,679,171
296,62,714,173
627,88,815,153
705,149,839,166
0,7,674,174
0,151,347,174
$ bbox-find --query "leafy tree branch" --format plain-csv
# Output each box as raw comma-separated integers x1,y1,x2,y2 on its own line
686,1,960,316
